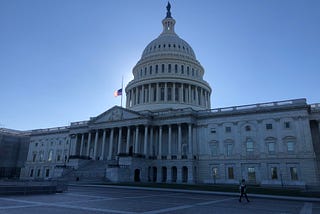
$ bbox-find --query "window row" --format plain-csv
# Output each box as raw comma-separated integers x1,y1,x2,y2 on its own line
212,166,299,181
209,139,296,156
210,121,293,134
31,150,68,162
144,43,194,56
137,64,201,78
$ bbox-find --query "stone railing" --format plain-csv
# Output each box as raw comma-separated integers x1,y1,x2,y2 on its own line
203,98,307,114
70,120,88,126
0,128,30,136
31,126,69,134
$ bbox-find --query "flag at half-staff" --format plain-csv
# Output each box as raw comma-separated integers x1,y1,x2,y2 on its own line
114,88,122,97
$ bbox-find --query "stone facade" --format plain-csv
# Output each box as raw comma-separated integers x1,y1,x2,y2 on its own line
8,4,320,188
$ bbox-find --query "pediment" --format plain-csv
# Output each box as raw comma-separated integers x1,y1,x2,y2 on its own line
90,106,142,124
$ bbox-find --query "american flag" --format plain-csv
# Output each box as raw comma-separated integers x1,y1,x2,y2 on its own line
114,88,122,97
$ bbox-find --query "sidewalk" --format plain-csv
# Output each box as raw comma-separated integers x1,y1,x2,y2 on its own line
69,183,320,203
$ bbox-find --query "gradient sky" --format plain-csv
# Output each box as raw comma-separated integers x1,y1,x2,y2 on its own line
0,0,319,131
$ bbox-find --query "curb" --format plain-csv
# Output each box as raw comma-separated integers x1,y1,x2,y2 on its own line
69,184,320,202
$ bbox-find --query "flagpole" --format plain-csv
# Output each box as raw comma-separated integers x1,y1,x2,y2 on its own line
121,76,123,108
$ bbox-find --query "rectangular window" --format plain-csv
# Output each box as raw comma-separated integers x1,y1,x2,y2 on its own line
175,87,179,101
155,65,158,73
161,64,165,73
268,142,275,153
210,144,218,156
246,140,254,152
45,169,50,177
266,124,273,130
175,64,178,73
212,167,218,178
167,87,172,101
226,144,233,156
168,64,171,73
271,167,278,179
228,167,234,179
33,154,37,162
160,87,165,101
290,167,298,180
248,167,256,182
30,169,34,177
210,128,216,134
153,87,157,101
37,169,41,177
287,142,294,152
284,122,290,129
225,126,231,133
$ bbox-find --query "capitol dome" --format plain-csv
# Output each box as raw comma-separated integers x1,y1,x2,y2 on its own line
125,3,212,112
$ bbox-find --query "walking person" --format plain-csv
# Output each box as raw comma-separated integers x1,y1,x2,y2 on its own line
239,179,250,202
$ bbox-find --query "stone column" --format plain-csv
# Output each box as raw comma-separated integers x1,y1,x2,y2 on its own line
80,134,84,156
168,125,172,159
180,84,183,102
108,128,114,160
173,83,176,101
188,166,194,183
73,134,78,156
101,130,106,160
144,126,148,157
178,124,182,159
135,126,139,154
195,86,199,105
150,127,154,156
188,84,192,104
158,126,162,159
93,130,99,160
126,127,131,153
148,84,152,103
117,127,122,154
135,87,138,105
188,124,192,158
142,85,145,103
156,83,160,102
86,132,92,157
164,82,168,102
177,167,182,183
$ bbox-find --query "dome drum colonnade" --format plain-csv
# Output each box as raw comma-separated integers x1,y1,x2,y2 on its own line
125,3,211,112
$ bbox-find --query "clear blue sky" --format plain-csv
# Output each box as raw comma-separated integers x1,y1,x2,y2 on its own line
0,0,319,130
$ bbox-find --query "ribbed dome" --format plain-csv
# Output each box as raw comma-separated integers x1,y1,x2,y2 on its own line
141,34,196,60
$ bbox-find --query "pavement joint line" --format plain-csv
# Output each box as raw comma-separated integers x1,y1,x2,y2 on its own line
141,197,235,214
0,204,41,210
299,202,312,214
142,204,194,214
70,184,320,202
0,196,137,214
196,197,235,206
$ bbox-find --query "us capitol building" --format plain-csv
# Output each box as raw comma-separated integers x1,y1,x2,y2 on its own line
1,3,320,188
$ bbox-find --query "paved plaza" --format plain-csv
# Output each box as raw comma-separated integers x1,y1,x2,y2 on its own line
0,185,319,214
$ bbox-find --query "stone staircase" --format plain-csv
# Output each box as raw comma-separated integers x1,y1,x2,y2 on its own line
63,160,110,183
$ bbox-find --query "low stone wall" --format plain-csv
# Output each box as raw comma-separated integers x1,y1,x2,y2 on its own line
0,180,68,195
